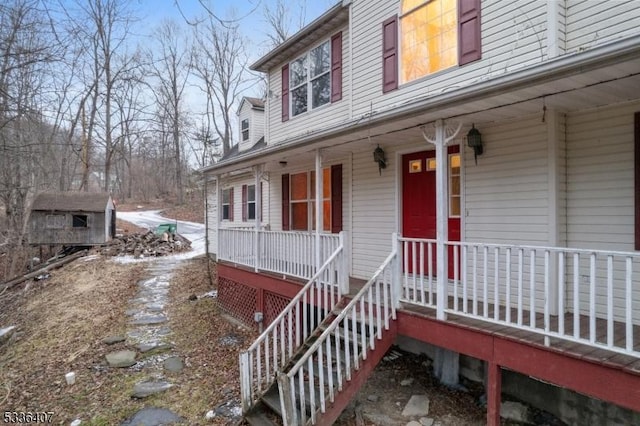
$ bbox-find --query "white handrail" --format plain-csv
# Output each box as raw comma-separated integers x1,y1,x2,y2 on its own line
280,248,398,424
239,238,346,413
399,236,640,359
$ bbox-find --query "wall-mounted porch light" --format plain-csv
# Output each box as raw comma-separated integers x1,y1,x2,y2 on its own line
467,124,483,165
373,145,386,175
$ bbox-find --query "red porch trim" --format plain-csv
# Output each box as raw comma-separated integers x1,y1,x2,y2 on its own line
218,262,303,299
397,311,640,413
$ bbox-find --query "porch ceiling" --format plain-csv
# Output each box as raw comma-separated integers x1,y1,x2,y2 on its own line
207,37,640,175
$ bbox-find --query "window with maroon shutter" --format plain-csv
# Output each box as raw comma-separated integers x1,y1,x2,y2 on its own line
281,64,289,122
331,32,343,102
281,167,343,232
382,16,398,93
635,112,640,250
241,185,247,221
458,0,482,65
388,0,482,87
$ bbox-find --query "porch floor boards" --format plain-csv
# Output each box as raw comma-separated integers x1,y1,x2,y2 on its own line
397,297,640,377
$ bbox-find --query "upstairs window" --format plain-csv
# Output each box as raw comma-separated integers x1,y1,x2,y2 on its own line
281,32,342,121
241,119,249,141
291,41,331,117
382,0,481,92
401,0,457,83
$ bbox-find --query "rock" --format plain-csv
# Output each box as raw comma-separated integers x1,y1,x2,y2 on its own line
163,356,184,373
70,420,82,426
106,350,137,368
407,422,422,426
205,410,215,421
130,314,167,325
400,377,414,386
367,394,379,402
402,395,430,417
419,418,435,426
132,380,174,398
136,343,173,353
0,326,16,346
501,401,532,424
121,407,183,425
102,335,126,345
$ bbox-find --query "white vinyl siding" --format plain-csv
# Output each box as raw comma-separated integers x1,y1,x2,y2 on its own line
566,0,640,53
566,102,638,251
267,25,350,145
350,0,548,119
566,101,640,321
464,116,550,245
238,101,265,153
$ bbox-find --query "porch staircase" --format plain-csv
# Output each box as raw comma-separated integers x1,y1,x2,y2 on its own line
240,250,399,426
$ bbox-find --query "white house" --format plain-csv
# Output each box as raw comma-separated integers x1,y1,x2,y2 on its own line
202,1,640,424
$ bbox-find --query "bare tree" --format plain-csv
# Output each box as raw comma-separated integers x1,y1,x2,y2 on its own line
262,0,309,47
147,19,191,204
191,15,246,155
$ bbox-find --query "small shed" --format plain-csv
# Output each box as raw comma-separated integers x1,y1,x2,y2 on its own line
28,192,116,246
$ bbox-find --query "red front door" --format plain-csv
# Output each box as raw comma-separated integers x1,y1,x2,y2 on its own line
402,147,460,277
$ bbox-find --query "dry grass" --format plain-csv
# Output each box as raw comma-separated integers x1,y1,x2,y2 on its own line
0,255,256,425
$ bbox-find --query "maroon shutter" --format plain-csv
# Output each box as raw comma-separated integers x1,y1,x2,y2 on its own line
241,184,247,221
331,164,343,233
382,15,398,93
281,64,290,122
635,112,640,250
260,181,264,222
282,174,290,231
458,0,481,65
229,187,234,221
331,32,343,102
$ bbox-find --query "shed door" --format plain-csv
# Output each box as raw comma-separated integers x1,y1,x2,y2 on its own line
402,146,460,277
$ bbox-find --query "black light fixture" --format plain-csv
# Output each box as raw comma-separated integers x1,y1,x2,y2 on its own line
373,145,386,175
467,124,483,164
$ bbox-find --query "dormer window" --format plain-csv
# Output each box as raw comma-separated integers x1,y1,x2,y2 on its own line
241,118,249,141
290,41,331,117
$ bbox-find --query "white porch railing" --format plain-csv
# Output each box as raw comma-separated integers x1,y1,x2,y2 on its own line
219,229,342,280
278,243,399,425
399,237,640,359
239,240,348,414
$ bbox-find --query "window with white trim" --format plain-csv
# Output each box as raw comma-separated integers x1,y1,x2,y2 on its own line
290,40,331,117
222,188,233,221
449,153,461,217
247,184,256,220
241,119,249,141
400,0,458,83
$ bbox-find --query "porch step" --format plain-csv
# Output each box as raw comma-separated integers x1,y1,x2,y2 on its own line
244,405,280,426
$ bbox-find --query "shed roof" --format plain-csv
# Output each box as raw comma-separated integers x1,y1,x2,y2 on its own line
31,192,112,212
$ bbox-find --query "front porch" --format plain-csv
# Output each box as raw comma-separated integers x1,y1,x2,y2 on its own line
218,229,640,424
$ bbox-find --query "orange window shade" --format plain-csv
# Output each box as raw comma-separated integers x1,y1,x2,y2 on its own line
291,203,308,230
323,168,331,198
291,172,308,201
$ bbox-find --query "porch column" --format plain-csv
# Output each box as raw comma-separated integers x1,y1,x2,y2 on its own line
254,164,263,272
423,119,461,321
315,149,323,271
547,109,563,316
434,120,448,321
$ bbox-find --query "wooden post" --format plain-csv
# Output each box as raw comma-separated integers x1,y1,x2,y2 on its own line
277,372,297,425
315,149,322,272
487,361,501,426
434,120,448,321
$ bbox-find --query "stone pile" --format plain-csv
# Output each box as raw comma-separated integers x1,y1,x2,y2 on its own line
101,231,191,258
